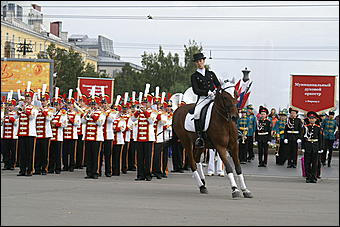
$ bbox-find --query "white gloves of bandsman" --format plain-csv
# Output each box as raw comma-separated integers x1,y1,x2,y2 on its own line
284,139,288,144
318,150,323,154
297,139,302,143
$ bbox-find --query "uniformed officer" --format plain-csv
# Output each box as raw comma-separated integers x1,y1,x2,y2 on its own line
82,96,106,179
284,107,304,168
273,108,288,165
34,92,54,175
237,108,250,164
131,94,156,181
62,96,81,172
17,87,39,176
321,111,337,167
191,53,221,148
2,96,18,170
255,107,272,167
303,111,322,183
246,104,257,162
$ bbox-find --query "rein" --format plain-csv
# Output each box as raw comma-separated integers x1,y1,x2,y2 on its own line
214,87,238,123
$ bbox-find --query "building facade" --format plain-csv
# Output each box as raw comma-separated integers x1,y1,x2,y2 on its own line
1,1,98,69
68,34,143,78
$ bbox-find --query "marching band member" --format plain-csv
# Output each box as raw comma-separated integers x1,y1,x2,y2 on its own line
62,92,81,172
152,96,167,179
246,104,257,162
17,83,39,176
132,90,156,181
2,93,19,171
75,93,88,169
237,108,250,164
34,89,54,175
162,100,173,178
112,102,127,176
321,111,337,167
127,99,138,172
82,93,106,179
121,93,133,174
284,107,304,168
48,91,68,174
99,94,116,177
255,107,272,167
273,109,288,165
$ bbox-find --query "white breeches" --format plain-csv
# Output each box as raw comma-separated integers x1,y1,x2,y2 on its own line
207,149,224,175
194,96,214,120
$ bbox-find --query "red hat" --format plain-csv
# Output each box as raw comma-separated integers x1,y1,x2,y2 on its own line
259,107,269,114
11,99,17,106
162,101,168,108
101,94,110,104
66,97,75,104
25,89,34,98
1,96,6,105
52,97,63,105
41,92,50,101
307,111,318,119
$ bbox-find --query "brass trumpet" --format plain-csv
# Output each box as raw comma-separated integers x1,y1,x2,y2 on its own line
241,127,248,144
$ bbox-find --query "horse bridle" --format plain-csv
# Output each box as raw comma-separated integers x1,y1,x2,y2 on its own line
215,86,238,123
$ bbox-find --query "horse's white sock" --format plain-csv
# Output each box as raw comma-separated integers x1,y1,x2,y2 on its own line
192,171,204,187
227,173,238,188
196,163,205,180
237,174,247,190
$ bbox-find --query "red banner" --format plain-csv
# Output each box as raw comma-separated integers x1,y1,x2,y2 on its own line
290,75,337,113
78,77,115,104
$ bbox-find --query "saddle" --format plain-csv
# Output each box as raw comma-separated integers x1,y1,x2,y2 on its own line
184,100,214,133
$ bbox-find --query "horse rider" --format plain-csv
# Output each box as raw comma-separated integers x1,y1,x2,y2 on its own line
191,52,221,148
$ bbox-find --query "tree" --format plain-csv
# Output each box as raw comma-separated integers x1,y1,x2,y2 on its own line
37,43,100,95
114,40,204,97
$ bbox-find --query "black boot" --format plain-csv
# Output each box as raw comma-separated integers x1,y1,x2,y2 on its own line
194,119,205,148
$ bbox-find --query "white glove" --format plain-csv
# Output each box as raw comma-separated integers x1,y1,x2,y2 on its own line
297,139,302,143
301,149,305,153
284,139,288,144
253,141,258,146
267,141,271,145
318,150,323,154
207,91,214,97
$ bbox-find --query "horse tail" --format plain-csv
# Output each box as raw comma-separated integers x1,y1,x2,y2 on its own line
169,128,179,147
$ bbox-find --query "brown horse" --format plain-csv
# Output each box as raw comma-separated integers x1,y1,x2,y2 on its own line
172,87,253,199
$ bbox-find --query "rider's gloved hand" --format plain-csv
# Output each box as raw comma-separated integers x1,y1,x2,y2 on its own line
207,91,214,97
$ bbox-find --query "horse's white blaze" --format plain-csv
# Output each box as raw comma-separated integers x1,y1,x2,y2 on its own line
192,171,204,187
237,174,247,190
196,163,205,180
227,173,238,188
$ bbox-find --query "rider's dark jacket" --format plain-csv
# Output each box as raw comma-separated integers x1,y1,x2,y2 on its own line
191,70,221,97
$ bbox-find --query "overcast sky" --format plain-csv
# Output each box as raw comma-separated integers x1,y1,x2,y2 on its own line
34,1,339,112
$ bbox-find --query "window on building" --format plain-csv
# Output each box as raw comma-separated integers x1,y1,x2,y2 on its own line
8,3,15,16
6,33,9,41
2,5,7,17
40,43,42,51
18,37,21,42
12,34,15,42
16,5,23,21
35,42,37,51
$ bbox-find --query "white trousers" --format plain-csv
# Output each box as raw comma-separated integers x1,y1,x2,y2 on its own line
193,96,214,120
207,149,224,175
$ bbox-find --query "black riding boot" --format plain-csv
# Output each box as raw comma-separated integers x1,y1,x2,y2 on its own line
194,119,205,148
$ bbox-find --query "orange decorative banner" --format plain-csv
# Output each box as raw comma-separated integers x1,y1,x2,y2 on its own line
1,59,53,93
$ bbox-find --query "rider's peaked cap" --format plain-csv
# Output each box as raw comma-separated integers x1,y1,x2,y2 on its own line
307,111,318,119
193,53,206,62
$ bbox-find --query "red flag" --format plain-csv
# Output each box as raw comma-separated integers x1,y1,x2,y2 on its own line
234,79,241,94
241,92,250,109
167,92,172,101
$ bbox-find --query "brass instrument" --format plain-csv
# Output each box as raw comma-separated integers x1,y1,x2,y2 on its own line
241,127,248,144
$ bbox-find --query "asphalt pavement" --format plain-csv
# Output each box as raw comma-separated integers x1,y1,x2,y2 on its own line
1,154,339,226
